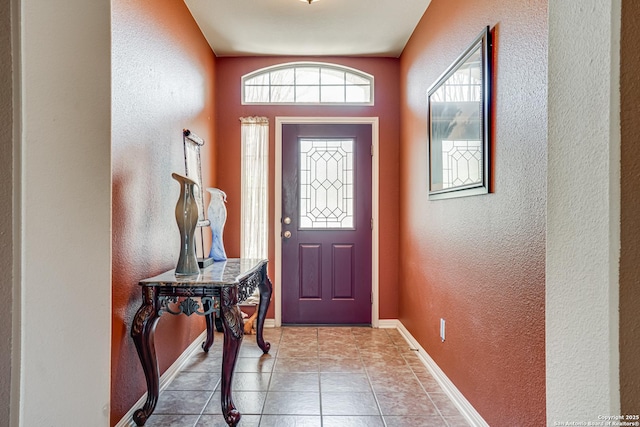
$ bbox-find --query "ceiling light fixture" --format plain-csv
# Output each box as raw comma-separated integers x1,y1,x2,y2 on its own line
300,0,320,4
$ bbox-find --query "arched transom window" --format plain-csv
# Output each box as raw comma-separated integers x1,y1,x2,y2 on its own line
242,62,374,105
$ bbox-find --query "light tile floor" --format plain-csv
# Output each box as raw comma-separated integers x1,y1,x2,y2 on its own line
144,327,471,427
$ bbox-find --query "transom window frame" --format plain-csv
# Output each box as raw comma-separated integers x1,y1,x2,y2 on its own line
241,62,375,106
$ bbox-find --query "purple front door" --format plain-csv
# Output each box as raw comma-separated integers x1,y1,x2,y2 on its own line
282,124,372,324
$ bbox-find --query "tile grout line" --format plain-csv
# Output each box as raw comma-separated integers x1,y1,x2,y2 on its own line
356,327,388,427
411,352,451,423
194,377,219,427
316,328,323,427
258,328,280,425
395,330,451,427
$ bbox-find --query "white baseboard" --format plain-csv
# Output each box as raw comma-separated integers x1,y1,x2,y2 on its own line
394,321,489,427
377,319,401,329
114,330,208,427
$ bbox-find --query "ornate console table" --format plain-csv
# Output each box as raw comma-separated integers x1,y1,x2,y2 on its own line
130,258,272,426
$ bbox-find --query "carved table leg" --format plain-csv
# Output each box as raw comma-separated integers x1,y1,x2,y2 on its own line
214,316,224,332
202,298,215,352
220,286,243,426
255,272,273,353
130,286,161,426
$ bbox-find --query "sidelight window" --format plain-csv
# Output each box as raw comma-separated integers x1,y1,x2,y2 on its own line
240,117,269,259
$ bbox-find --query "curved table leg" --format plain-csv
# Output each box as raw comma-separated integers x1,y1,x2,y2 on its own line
202,298,215,352
131,287,161,426
214,316,224,332
220,286,243,426
255,273,273,353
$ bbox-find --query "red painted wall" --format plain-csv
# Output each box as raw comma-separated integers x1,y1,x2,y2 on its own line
111,0,217,423
399,1,547,425
215,56,400,320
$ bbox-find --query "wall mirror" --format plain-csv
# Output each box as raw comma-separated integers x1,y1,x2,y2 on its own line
428,26,491,200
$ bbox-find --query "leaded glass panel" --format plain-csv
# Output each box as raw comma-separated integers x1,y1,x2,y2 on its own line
440,140,483,188
299,139,354,229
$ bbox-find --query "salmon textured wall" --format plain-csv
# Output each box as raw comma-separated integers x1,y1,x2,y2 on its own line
215,56,401,320
399,1,547,425
111,0,216,423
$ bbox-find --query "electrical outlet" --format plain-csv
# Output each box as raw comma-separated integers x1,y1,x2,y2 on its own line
440,318,446,342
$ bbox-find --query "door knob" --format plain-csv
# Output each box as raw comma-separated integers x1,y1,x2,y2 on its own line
283,231,292,239
283,217,292,225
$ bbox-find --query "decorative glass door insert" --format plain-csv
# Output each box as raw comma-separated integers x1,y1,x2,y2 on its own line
299,138,354,229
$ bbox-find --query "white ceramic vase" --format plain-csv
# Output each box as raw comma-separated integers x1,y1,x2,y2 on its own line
206,188,228,261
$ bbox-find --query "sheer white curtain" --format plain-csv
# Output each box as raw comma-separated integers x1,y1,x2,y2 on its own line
240,117,269,259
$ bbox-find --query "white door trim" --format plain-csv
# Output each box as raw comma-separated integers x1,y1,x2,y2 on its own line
275,116,380,327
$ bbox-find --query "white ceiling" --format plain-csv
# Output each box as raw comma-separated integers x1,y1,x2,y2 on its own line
183,0,432,57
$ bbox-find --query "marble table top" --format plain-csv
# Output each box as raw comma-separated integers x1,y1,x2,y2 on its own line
139,258,267,287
